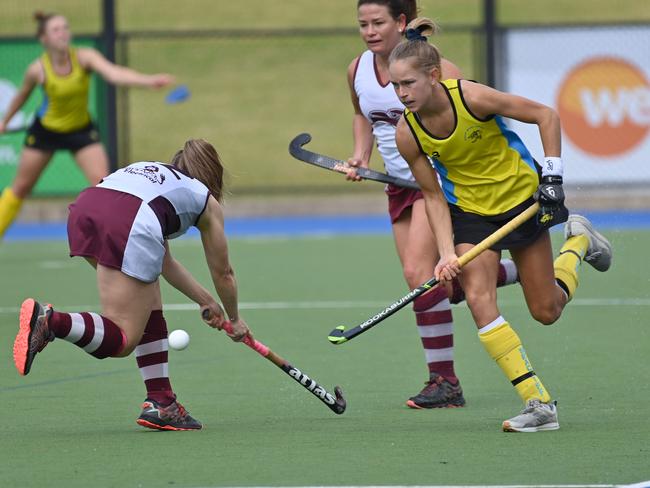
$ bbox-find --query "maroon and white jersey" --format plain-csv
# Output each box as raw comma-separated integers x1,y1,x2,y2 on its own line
68,161,211,282
97,161,210,240
353,50,414,182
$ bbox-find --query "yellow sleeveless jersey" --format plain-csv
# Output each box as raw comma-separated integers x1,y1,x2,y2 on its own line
404,79,539,216
38,48,91,133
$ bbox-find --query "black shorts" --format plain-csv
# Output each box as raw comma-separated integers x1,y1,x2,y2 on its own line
449,197,546,251
24,118,100,152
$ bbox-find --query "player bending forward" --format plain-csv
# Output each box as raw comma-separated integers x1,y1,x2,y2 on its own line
13,139,251,431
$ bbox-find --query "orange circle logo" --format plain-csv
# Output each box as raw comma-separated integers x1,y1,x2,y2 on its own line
557,57,650,156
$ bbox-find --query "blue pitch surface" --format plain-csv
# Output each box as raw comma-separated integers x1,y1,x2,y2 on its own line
4,210,650,241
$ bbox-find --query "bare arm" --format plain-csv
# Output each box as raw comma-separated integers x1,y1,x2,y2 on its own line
161,240,224,322
347,58,374,169
462,80,561,157
0,62,40,132
78,48,174,89
196,196,250,341
395,117,458,280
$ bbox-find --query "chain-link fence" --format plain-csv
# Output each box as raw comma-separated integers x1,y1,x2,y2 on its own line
1,0,649,202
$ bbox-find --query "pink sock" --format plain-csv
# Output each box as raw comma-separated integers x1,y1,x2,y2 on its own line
413,286,457,383
49,311,126,358
134,310,176,406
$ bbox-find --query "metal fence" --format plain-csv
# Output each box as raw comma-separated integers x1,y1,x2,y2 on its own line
1,0,649,201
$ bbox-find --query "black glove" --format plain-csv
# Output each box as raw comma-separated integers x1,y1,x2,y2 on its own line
534,175,568,227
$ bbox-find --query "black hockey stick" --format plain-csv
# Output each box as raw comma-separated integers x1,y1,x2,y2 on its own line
328,203,540,344
202,310,346,414
289,132,420,190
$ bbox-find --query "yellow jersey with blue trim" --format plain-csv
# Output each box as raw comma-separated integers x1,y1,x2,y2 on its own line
403,79,539,216
38,48,91,133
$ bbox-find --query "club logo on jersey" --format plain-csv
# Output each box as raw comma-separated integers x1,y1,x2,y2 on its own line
124,164,166,184
464,126,483,143
557,56,650,156
368,108,403,127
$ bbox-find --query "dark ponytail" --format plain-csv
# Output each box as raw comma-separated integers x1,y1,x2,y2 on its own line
33,10,57,37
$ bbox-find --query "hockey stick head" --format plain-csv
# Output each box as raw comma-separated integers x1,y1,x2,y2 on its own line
328,325,349,345
290,132,311,151
289,132,420,189
331,386,347,414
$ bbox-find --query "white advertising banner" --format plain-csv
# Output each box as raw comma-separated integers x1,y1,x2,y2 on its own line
503,26,650,184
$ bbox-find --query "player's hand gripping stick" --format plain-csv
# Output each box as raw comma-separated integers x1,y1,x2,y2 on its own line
328,203,540,345
289,133,420,190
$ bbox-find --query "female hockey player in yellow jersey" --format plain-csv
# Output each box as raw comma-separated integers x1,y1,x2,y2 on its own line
0,11,174,240
390,18,613,432
345,0,520,410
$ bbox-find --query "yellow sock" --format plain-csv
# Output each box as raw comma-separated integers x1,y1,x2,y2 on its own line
0,188,23,239
479,320,551,403
554,234,589,300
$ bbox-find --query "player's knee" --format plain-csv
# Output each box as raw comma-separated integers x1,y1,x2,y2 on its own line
11,182,32,199
464,287,496,312
402,264,425,289
113,332,139,357
529,302,562,325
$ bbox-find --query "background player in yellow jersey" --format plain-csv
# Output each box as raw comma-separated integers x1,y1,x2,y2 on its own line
0,11,174,240
390,18,613,432
344,0,519,409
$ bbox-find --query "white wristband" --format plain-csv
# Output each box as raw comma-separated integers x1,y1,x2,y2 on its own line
542,157,563,178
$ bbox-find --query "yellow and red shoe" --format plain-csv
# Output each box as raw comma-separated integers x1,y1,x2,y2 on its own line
13,298,54,376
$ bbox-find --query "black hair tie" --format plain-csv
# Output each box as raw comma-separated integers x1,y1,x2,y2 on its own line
405,28,427,42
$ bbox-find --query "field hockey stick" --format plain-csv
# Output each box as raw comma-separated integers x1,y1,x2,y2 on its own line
289,132,420,190
202,310,346,415
328,202,540,344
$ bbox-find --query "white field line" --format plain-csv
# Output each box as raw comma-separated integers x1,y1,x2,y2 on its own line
190,483,650,488
1,298,650,315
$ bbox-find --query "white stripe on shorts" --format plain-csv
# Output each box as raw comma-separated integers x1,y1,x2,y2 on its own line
424,346,454,363
135,338,169,357
83,313,105,353
139,363,169,381
64,313,86,343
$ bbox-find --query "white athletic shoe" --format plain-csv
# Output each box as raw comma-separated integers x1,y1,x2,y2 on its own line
502,399,559,433
564,214,612,272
